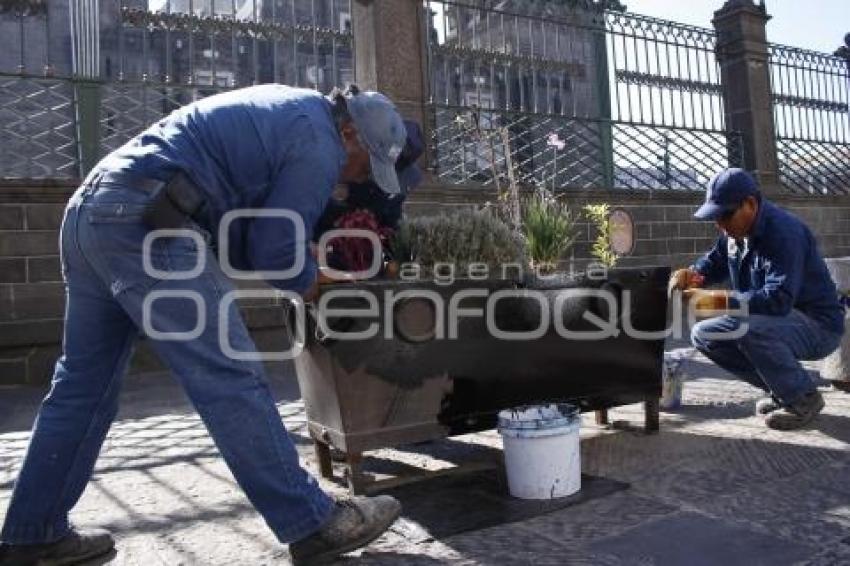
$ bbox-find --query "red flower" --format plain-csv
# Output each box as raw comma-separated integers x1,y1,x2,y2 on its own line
328,209,394,273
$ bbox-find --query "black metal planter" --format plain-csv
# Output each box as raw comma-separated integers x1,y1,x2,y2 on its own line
286,266,670,493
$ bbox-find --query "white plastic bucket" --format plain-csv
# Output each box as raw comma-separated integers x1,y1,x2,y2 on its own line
497,404,581,499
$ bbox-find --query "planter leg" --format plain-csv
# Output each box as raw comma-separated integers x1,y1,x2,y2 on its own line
644,398,660,434
595,409,609,426
344,452,366,495
314,440,334,480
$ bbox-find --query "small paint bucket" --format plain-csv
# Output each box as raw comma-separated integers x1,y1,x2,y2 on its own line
660,355,684,410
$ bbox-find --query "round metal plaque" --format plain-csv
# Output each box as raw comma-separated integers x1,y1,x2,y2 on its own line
394,298,437,343
609,209,635,256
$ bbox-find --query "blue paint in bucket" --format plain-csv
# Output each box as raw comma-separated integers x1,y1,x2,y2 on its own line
498,404,580,438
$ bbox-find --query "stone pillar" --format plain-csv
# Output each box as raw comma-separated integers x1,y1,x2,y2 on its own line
351,0,428,126
712,0,781,193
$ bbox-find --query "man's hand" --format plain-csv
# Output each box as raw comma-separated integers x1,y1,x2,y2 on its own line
318,267,356,285
683,289,732,315
302,268,358,303
668,268,705,296
302,280,320,303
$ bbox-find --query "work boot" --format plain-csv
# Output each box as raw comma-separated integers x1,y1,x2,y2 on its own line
289,495,401,565
765,391,825,431
0,528,115,566
755,396,781,415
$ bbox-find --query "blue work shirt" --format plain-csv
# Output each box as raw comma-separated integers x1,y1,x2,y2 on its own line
693,198,844,334
95,85,346,293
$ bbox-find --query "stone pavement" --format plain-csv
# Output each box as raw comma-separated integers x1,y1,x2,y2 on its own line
1,349,849,566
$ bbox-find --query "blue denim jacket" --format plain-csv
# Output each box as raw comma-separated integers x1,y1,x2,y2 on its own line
93,85,346,293
693,198,844,334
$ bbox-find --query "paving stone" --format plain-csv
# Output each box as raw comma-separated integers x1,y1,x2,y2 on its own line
794,544,850,566
517,491,678,545
444,522,622,566
697,478,850,547
588,511,815,566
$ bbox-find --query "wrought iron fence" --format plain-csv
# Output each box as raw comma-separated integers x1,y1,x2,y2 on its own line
769,43,850,195
431,105,742,191
0,0,353,179
2,0,847,194
0,73,78,178
423,0,741,191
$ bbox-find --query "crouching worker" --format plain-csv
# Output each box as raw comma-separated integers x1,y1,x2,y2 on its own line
0,85,406,565
669,168,844,431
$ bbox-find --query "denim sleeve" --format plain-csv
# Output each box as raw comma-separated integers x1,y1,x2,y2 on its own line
692,236,729,287
732,228,804,316
247,137,339,294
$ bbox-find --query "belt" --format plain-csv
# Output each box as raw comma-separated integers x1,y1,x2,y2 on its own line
92,170,168,193
81,169,207,232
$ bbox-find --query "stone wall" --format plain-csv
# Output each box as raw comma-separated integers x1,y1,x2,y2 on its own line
0,181,290,386
0,183,69,386
3,180,850,386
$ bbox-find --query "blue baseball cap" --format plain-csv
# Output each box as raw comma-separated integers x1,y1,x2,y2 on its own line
395,119,425,195
346,91,407,195
694,168,759,220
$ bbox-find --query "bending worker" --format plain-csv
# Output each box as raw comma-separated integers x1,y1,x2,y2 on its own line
0,85,405,566
670,168,844,431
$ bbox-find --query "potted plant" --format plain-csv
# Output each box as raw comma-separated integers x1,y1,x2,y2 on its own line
584,203,620,268
522,188,579,275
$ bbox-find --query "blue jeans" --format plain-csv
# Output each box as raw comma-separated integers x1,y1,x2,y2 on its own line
1,179,333,545
691,311,842,406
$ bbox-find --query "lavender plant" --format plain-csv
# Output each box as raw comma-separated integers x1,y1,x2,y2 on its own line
401,208,526,276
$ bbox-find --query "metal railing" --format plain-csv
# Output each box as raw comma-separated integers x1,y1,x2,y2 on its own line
1,0,847,195
0,0,354,179
769,43,850,195
423,0,741,191
0,73,78,178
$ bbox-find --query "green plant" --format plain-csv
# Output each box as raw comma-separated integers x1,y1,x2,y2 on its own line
522,189,579,273
584,203,619,268
401,208,526,276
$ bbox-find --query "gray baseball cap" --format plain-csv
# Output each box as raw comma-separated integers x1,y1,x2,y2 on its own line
346,91,407,195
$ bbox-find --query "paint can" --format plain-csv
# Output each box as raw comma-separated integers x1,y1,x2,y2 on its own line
497,404,581,499
660,350,689,411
